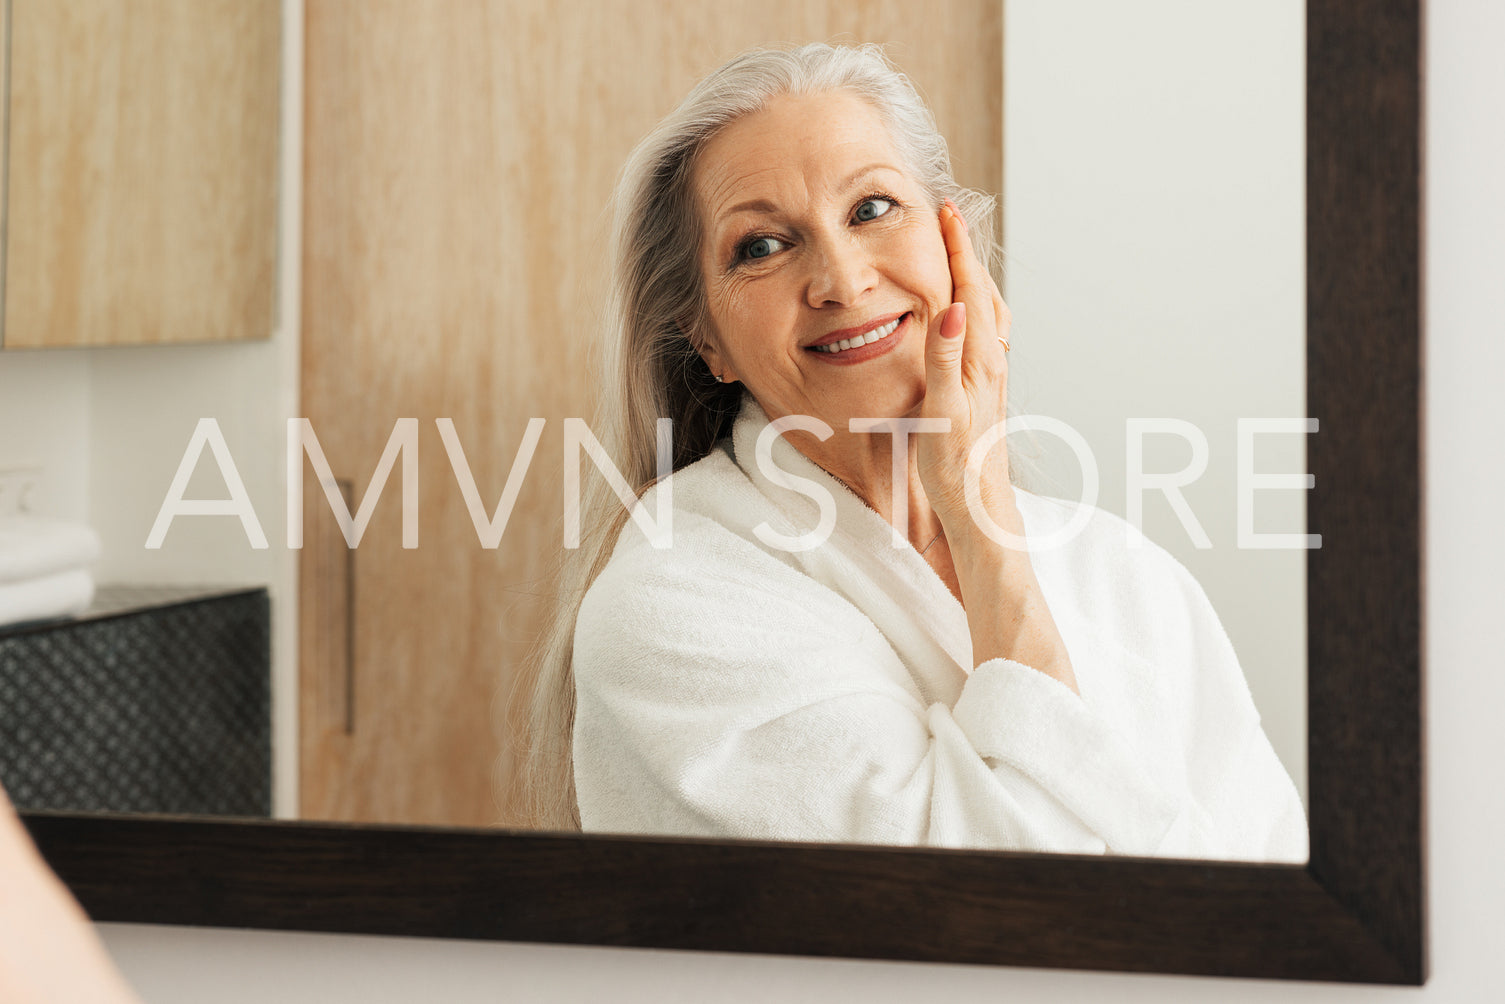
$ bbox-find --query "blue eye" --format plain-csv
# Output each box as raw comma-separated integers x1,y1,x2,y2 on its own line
855,197,894,222
741,236,785,261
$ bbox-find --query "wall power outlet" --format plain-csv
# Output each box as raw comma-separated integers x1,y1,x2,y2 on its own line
0,466,44,516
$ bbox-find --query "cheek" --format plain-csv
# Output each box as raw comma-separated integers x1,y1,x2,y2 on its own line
723,275,797,335
903,227,953,306
706,277,782,365
711,281,758,345
705,267,753,329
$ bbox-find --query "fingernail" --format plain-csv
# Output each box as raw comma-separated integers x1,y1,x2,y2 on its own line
941,302,966,338
943,203,966,234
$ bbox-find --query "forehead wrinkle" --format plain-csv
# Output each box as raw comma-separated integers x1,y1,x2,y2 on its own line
700,130,897,226
702,162,802,229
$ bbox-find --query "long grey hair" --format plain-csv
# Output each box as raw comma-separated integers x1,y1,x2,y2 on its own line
514,42,1001,830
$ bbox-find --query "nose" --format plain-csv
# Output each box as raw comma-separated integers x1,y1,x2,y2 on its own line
805,235,879,309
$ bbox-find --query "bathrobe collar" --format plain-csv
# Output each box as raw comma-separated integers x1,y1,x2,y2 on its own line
721,395,980,703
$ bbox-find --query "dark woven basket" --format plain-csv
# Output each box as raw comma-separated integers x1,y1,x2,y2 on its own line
0,586,271,816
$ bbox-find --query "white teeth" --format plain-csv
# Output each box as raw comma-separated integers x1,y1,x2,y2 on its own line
814,316,902,354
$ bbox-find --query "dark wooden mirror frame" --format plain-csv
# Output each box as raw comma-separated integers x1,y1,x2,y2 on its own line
18,0,1423,985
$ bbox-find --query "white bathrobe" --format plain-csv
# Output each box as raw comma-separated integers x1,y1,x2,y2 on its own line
572,399,1309,862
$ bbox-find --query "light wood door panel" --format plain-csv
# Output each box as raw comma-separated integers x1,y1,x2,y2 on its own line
3,0,280,348
301,0,1001,826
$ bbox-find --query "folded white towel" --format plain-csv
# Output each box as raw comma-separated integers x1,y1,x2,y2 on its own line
0,567,96,629
0,516,102,585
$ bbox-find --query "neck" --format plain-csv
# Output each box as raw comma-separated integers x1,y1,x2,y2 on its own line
791,426,946,552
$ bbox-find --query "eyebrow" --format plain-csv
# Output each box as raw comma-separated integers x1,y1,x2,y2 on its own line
717,162,902,221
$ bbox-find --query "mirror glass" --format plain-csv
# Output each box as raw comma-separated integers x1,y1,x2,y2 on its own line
0,0,1306,863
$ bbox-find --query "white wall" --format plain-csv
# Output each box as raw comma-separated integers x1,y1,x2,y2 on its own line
1004,0,1307,803
90,1,1505,1001
0,352,91,522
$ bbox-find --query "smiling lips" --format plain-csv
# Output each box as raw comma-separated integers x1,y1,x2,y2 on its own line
808,314,907,357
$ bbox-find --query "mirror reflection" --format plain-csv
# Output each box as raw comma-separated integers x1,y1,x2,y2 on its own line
0,0,1307,864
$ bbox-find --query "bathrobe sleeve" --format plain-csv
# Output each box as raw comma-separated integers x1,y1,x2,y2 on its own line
953,501,1309,862
1065,524,1310,863
572,511,1304,859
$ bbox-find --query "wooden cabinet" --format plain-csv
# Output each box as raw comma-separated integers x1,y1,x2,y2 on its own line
300,0,1002,827
1,0,281,348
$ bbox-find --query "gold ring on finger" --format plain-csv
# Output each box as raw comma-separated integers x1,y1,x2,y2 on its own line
997,336,1011,352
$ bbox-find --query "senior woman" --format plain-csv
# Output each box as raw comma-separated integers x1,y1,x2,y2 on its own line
521,43,1307,862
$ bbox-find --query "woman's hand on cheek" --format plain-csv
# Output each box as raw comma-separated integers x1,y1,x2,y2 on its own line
916,200,1014,530
915,204,1076,692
